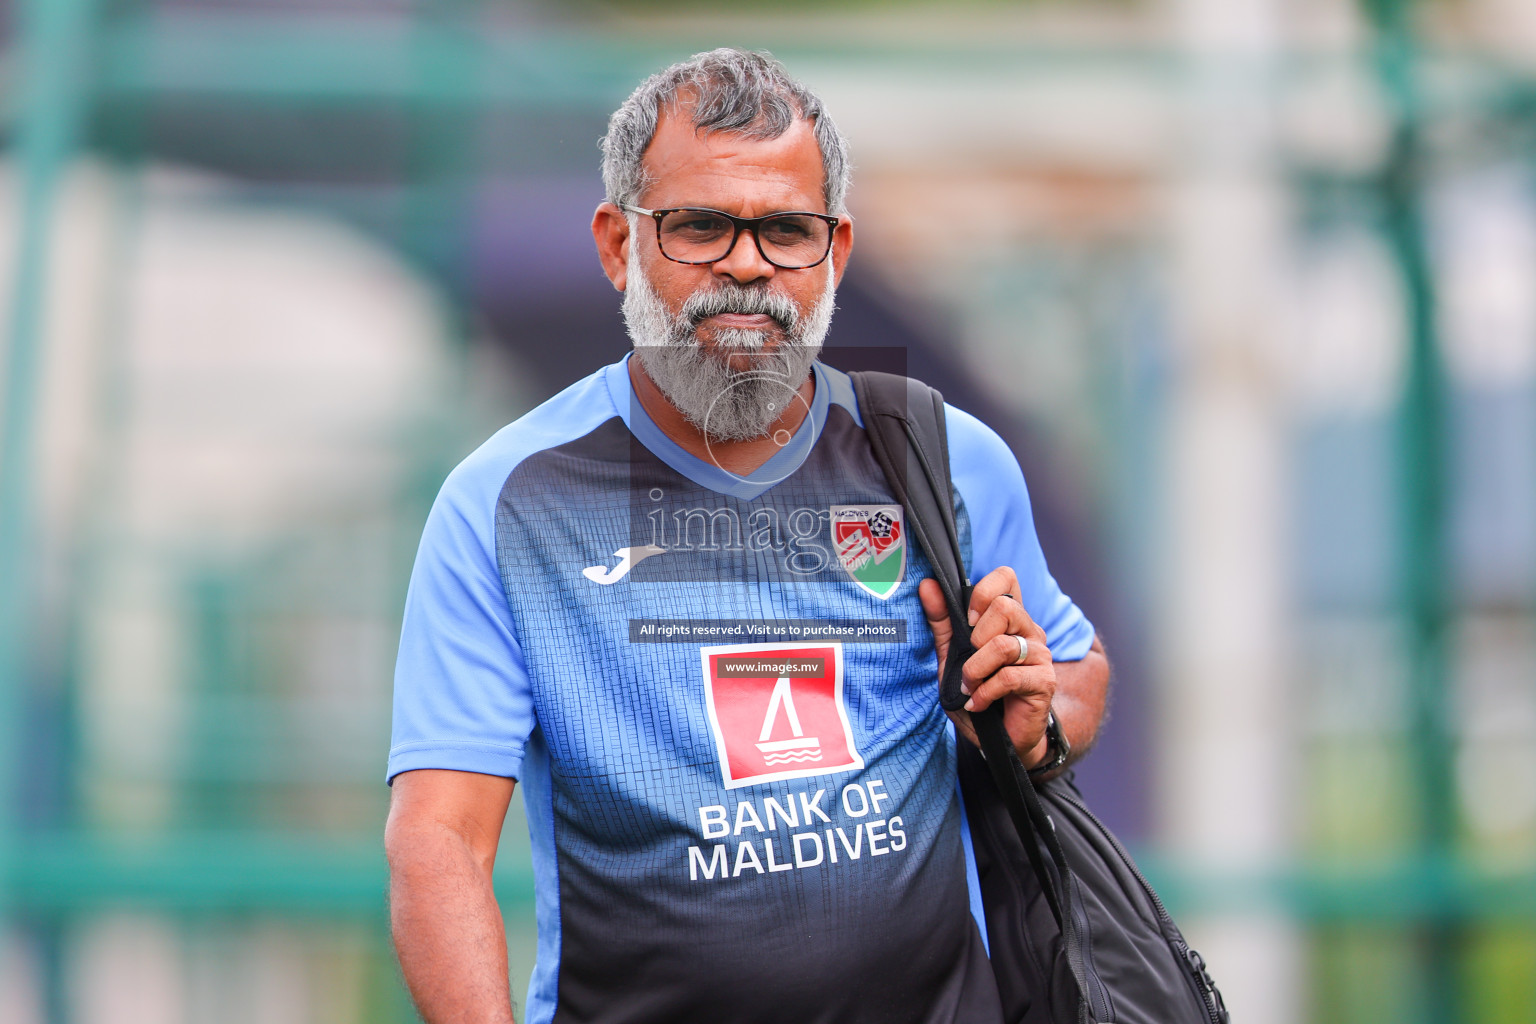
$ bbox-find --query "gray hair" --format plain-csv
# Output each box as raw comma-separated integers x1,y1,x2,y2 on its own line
601,48,851,216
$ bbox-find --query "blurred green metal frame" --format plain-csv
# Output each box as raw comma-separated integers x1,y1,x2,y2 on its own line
0,0,103,922
1362,0,1460,1020
11,13,1523,112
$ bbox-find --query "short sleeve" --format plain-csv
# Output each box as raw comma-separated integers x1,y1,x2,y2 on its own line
387,454,535,783
946,405,1096,662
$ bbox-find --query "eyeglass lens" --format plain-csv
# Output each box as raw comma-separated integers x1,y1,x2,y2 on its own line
656,210,831,268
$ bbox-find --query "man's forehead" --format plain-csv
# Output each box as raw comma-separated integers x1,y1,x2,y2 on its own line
639,108,827,214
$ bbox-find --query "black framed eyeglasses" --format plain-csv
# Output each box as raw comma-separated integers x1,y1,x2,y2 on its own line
621,204,839,269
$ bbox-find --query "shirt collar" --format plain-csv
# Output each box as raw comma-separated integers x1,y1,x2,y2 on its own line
605,352,841,500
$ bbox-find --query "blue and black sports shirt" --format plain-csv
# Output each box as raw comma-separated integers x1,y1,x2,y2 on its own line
389,355,1094,1024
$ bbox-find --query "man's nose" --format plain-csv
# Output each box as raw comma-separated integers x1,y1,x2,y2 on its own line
712,227,776,284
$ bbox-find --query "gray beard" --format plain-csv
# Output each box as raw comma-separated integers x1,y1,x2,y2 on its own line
623,255,835,443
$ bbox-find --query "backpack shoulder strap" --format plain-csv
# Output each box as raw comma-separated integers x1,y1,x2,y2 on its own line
849,370,970,712
849,369,1083,947
852,371,1223,1023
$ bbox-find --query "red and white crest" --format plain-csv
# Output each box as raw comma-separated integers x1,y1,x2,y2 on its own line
699,642,864,789
831,505,906,599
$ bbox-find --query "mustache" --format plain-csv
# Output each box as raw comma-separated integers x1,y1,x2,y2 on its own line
680,282,800,331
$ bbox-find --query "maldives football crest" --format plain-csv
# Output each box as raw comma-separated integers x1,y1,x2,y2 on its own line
699,642,864,789
831,505,906,599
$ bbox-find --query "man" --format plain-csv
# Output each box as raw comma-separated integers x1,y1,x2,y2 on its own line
386,48,1110,1024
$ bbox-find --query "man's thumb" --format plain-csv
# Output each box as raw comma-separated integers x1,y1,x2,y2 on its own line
919,579,952,651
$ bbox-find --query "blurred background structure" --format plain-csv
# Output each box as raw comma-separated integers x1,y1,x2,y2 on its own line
0,0,1533,1022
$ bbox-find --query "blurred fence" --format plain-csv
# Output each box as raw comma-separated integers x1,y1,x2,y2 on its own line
2,1,1535,1022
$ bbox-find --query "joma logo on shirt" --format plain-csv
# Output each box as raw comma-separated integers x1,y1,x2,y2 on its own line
699,642,863,789
581,545,666,584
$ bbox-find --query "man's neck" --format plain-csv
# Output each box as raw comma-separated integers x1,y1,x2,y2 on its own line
627,355,817,476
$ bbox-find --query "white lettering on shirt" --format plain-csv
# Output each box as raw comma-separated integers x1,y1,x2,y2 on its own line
684,780,912,880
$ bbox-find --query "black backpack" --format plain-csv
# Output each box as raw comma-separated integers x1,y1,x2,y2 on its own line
850,370,1231,1024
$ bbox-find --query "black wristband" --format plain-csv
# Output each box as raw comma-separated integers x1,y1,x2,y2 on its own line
1027,709,1070,778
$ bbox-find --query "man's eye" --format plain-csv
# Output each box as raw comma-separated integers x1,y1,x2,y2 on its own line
763,219,813,241
669,216,729,237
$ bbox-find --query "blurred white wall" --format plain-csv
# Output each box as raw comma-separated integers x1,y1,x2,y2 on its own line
0,161,496,1024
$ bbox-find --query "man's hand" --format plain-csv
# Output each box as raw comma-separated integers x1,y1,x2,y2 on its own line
920,567,1110,777
386,769,519,1024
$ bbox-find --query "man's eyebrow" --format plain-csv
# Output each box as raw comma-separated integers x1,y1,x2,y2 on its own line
654,203,825,217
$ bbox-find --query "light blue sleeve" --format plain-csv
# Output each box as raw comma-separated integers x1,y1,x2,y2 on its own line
387,444,534,783
946,404,1096,662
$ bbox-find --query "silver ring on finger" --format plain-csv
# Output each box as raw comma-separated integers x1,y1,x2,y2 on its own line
1012,634,1029,665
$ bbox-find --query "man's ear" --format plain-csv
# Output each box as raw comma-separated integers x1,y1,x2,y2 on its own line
592,202,631,292
830,214,854,287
